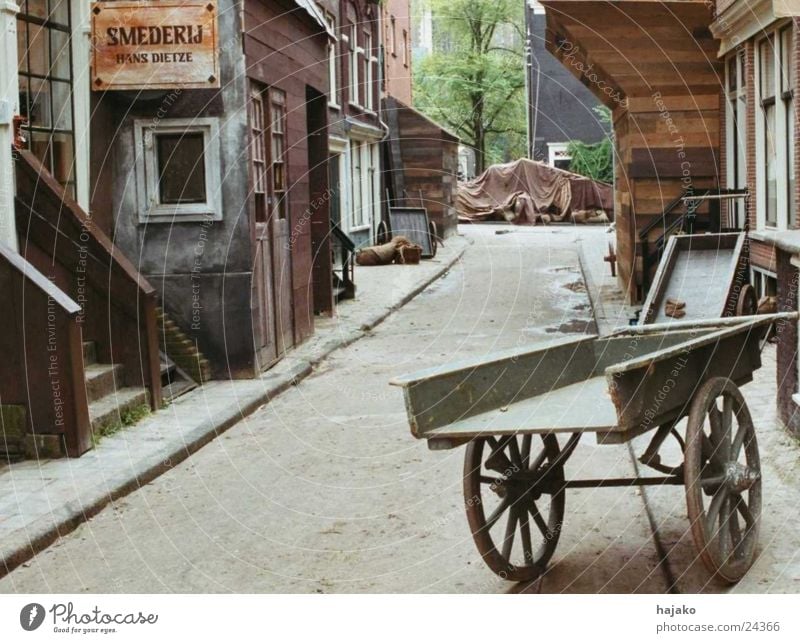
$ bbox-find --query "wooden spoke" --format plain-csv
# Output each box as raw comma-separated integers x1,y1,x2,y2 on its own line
529,503,551,538
507,437,523,470
479,475,503,486
464,434,565,582
731,422,748,461
705,486,727,535
718,496,731,561
685,377,761,584
521,434,532,468
735,493,756,528
502,509,517,561
519,510,533,564
720,396,733,458
484,496,511,531
728,497,743,554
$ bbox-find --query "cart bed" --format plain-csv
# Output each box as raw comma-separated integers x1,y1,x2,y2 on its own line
392,315,790,448
424,376,615,439
641,233,748,324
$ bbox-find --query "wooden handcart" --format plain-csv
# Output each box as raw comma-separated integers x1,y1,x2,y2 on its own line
392,313,794,584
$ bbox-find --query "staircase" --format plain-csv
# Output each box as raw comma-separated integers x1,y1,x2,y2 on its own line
155,307,211,385
83,341,150,438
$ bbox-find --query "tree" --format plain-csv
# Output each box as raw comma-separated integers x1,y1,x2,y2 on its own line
413,0,526,174
566,107,613,184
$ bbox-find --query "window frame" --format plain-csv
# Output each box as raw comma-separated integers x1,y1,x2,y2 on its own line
347,23,361,107
725,48,747,229
134,117,222,223
755,24,795,231
326,10,340,108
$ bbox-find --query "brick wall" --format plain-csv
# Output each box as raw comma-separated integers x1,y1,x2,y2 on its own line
776,251,800,436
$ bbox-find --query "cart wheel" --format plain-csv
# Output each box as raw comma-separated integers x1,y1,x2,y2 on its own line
736,284,757,317
428,221,439,258
464,434,565,582
376,220,390,245
685,377,761,583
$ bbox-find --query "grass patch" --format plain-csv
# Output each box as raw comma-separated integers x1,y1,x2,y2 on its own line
91,403,151,447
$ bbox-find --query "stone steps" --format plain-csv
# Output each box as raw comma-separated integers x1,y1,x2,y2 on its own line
84,363,124,404
88,387,150,437
155,306,211,383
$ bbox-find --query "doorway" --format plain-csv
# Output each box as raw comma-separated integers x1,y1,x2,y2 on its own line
248,82,294,369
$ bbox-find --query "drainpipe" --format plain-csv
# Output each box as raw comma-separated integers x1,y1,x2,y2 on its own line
0,1,20,251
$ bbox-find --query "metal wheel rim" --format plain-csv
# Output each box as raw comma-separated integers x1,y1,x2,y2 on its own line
685,377,762,583
464,434,565,582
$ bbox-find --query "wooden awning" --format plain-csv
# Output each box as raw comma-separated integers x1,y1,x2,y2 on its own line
541,1,721,110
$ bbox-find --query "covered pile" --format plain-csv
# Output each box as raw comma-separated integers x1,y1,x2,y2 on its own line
456,158,613,224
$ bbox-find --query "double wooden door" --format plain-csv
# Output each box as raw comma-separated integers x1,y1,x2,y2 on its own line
249,83,294,369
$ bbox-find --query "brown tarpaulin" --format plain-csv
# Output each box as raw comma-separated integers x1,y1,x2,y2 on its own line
456,159,613,224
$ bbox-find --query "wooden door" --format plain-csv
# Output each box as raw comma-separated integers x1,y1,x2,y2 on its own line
249,85,278,368
267,88,294,354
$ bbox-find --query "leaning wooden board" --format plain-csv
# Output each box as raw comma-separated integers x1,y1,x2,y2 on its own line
388,208,434,258
640,232,749,324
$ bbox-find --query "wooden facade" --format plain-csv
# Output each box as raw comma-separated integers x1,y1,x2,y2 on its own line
87,0,335,379
543,0,723,302
243,0,334,341
383,97,459,238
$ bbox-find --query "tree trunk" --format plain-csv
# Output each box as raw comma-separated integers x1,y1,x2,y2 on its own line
472,97,486,174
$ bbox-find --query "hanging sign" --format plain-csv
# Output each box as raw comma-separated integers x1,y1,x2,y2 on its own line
91,1,220,91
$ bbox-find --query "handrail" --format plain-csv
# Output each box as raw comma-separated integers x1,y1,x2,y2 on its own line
0,241,81,316
14,149,156,298
638,191,688,241
331,222,356,252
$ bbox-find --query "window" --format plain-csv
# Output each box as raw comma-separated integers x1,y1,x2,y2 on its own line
134,118,222,222
250,87,268,221
269,89,288,220
350,140,363,227
364,32,376,111
781,26,796,224
390,16,397,56
17,0,76,198
347,140,380,231
751,267,778,299
370,143,380,232
402,29,409,68
725,48,747,228
760,35,778,227
156,134,206,204
756,25,795,230
326,12,339,107
348,24,360,106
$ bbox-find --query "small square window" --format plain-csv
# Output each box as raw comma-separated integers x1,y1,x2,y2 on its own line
134,118,222,222
156,133,207,204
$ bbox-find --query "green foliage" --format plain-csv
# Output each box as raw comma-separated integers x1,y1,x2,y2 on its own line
567,138,613,184
413,0,526,172
566,106,613,184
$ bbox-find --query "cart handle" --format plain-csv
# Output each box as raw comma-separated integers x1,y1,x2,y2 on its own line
608,312,797,337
